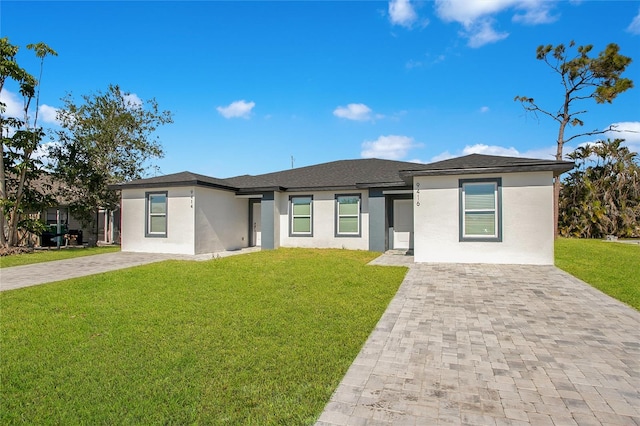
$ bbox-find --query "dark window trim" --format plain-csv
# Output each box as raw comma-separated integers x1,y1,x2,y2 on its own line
145,191,168,238
335,193,362,237
289,195,313,237
458,178,502,242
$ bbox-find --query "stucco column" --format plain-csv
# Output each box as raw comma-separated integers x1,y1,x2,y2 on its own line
368,189,386,252
260,192,276,250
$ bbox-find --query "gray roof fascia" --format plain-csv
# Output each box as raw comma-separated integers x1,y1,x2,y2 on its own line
235,186,287,195
113,179,238,192
355,181,408,189
399,162,574,179
277,184,361,192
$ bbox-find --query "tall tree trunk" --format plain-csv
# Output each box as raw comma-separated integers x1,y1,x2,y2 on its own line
553,93,570,239
553,177,561,238
7,164,28,246
0,140,7,247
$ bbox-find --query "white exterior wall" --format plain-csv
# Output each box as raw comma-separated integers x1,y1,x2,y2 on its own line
413,172,555,265
194,186,249,254
278,190,370,250
273,192,284,249
121,187,195,255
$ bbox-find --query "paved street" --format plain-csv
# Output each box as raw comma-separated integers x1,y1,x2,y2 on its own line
317,253,640,425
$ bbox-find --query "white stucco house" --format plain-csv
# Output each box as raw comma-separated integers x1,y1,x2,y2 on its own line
111,154,573,265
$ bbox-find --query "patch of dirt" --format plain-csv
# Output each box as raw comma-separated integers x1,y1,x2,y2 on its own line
0,247,34,257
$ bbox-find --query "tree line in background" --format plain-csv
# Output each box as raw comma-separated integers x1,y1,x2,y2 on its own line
515,41,634,238
1,37,172,247
514,40,637,239
1,37,637,248
560,139,639,238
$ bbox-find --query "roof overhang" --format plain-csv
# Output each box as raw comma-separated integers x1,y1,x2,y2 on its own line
234,186,286,195
399,161,575,183
355,181,408,189
235,182,409,193
110,179,239,192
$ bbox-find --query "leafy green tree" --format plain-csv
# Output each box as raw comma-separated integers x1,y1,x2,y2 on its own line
515,41,634,237
50,84,173,233
1,37,57,247
559,139,639,238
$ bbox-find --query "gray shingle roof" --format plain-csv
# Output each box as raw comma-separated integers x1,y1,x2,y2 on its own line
226,158,432,191
111,171,238,191
113,154,574,192
399,154,574,178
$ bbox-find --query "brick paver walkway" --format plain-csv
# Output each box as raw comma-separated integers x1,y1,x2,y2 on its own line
317,253,640,425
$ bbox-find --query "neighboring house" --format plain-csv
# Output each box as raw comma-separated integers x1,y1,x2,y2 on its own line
39,206,120,247
39,206,92,247
19,174,121,247
112,154,573,265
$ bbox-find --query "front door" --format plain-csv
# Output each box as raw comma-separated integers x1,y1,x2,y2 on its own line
393,199,413,250
252,202,262,247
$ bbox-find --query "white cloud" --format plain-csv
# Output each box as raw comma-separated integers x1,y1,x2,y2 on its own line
388,0,417,27
333,103,376,121
405,59,423,69
607,122,640,142
38,104,59,125
0,89,24,118
407,158,427,164
480,106,490,113
406,53,446,69
361,135,422,160
430,151,455,162
1,90,59,129
431,143,562,163
520,145,560,160
434,0,556,47
462,143,520,156
512,5,558,25
465,19,509,48
627,9,640,35
123,92,143,109
32,141,60,165
435,0,518,25
607,121,640,154
427,127,640,165
216,100,255,119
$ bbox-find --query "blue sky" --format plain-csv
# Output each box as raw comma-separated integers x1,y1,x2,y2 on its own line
2,0,639,178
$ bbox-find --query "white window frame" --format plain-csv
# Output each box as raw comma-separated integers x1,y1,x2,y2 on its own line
459,178,501,242
289,195,313,237
146,191,168,238
335,194,361,237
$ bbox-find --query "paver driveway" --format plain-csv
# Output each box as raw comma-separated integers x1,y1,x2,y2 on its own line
0,248,260,291
317,254,640,425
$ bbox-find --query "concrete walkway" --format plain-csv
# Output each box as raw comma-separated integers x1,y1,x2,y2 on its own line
0,247,260,291
317,253,640,425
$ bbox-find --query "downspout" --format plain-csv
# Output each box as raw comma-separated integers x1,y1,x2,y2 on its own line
109,210,114,243
95,209,99,246
56,208,61,248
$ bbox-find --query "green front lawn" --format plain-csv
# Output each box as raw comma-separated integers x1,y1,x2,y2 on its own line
0,246,120,268
555,238,639,310
0,248,406,425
